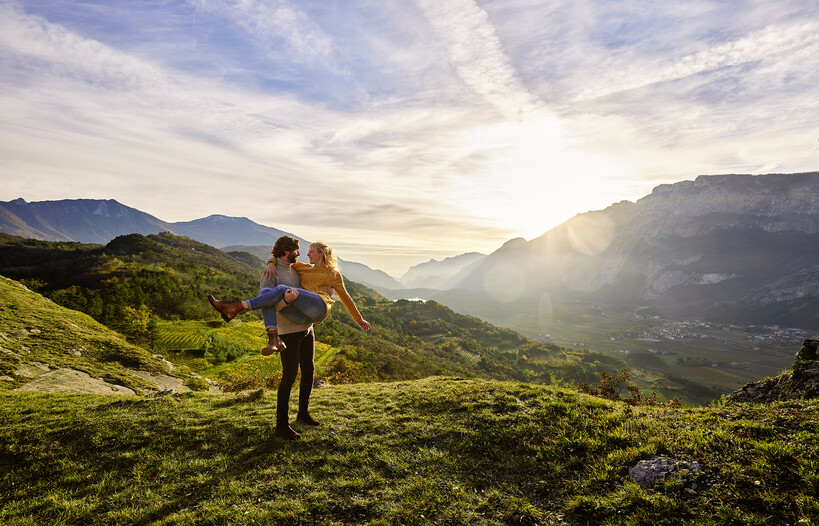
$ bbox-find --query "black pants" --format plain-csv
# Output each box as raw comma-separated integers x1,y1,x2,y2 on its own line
276,329,315,427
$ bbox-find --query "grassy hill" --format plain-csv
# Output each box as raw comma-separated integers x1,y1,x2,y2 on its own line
2,251,818,524
0,232,263,325
0,235,611,384
0,275,206,394
1,378,817,525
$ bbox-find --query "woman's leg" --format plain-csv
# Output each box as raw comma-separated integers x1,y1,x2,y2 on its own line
278,289,328,324
245,285,290,328
260,302,278,330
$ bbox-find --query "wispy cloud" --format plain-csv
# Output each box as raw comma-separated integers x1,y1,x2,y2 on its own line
190,0,336,68
576,19,819,102
415,0,542,119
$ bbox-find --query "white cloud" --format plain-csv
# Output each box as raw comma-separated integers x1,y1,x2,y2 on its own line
576,19,819,101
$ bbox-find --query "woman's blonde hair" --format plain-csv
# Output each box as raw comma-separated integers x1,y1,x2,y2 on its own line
311,241,338,269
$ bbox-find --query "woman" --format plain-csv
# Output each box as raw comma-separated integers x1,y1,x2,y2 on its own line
208,242,371,354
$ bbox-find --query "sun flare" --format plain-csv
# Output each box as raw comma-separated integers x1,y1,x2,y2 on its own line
451,117,632,240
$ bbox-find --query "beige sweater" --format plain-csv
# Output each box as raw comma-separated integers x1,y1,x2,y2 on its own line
259,259,312,335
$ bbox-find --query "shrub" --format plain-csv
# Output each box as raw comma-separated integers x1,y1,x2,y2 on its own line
578,369,682,407
205,336,248,365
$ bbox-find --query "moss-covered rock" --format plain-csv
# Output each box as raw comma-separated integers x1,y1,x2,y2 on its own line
729,339,819,403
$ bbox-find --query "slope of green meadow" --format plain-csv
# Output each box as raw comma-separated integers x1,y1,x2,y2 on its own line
2,234,819,524
1,378,818,525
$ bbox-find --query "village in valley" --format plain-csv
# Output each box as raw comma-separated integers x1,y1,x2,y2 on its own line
533,309,814,380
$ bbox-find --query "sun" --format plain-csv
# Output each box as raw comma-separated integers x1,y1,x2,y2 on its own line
452,117,633,241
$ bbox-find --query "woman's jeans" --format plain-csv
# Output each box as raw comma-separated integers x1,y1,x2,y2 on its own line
246,284,327,329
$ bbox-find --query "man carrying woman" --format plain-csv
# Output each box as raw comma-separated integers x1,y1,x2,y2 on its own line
208,236,370,440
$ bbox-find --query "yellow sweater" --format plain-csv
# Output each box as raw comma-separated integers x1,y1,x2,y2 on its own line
291,262,364,325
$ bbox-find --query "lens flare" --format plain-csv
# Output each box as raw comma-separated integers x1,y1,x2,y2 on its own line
537,292,554,332
567,213,615,255
482,262,527,303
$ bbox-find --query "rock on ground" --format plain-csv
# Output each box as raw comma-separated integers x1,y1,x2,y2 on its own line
629,456,701,488
14,368,136,395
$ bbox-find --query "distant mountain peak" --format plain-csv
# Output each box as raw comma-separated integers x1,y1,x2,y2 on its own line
202,214,249,223
500,237,527,249
399,251,487,289
0,198,293,249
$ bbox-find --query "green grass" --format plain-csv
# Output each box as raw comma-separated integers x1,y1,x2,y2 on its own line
153,321,343,390
154,319,267,356
315,341,341,367
154,322,211,351
1,377,817,525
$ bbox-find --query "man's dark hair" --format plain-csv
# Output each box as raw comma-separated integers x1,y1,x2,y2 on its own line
272,236,300,259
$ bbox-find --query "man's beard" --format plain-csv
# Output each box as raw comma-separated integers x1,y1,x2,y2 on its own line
286,253,298,264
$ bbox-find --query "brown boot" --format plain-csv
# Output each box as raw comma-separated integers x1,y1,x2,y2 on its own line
261,328,286,356
275,425,300,440
207,294,245,322
296,412,320,426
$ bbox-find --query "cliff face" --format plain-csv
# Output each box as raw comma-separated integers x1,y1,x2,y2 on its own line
636,174,819,236
604,174,818,304
448,173,819,328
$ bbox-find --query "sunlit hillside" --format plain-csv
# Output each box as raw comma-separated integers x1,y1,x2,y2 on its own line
2,378,818,525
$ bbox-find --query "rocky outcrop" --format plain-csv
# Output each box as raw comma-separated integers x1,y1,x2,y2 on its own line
14,368,137,395
728,340,819,403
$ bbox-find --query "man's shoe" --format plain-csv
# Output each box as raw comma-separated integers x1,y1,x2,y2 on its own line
207,295,245,322
296,412,320,426
261,328,286,356
275,425,301,440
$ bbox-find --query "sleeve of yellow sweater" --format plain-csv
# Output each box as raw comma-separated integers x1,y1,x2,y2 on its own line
291,263,365,325
330,272,365,326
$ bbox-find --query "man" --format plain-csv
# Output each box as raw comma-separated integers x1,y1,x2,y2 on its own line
260,235,319,440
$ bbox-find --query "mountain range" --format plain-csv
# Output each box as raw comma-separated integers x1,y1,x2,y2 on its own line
0,197,482,290
422,172,819,331
0,197,304,249
3,172,818,332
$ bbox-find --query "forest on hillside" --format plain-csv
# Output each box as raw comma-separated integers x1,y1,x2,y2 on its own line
0,232,712,403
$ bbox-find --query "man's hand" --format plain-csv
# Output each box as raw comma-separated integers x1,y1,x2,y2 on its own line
263,262,278,281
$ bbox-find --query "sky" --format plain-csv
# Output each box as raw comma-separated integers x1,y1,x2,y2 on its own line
0,0,817,276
